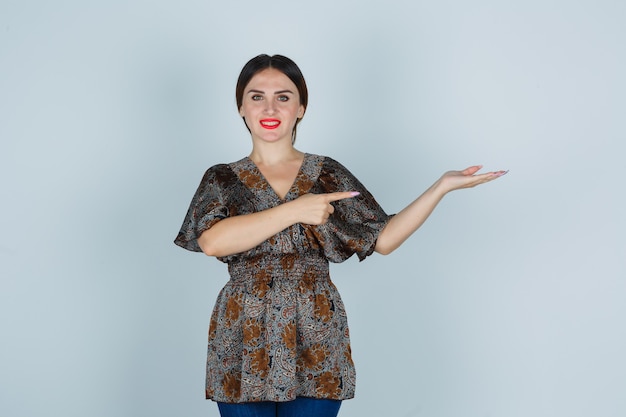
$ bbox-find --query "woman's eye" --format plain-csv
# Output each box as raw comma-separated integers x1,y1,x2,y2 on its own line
251,95,263,101
277,95,289,102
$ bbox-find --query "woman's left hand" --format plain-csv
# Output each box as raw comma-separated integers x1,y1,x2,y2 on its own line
437,165,508,194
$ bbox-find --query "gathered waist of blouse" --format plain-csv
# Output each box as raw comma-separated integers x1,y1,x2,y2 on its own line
227,253,330,284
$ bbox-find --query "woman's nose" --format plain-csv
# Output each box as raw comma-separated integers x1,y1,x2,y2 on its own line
264,100,276,114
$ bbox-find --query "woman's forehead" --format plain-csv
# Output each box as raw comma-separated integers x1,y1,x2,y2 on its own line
246,68,298,92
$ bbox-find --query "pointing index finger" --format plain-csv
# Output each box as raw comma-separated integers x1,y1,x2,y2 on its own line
326,191,360,202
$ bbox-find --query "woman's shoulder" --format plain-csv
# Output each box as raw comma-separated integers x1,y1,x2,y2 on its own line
196,161,242,189
202,155,252,175
306,153,343,169
200,163,233,178
306,153,363,192
307,153,352,175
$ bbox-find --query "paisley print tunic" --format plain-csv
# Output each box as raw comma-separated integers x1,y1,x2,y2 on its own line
174,153,392,403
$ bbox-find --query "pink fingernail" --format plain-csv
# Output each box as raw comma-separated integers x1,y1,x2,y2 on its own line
350,191,360,196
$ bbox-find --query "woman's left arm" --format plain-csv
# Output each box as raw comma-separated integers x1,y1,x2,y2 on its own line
374,165,507,255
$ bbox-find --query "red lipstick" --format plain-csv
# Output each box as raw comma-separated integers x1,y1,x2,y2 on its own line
260,119,281,129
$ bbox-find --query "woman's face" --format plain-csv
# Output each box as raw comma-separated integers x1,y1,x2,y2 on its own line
239,68,305,145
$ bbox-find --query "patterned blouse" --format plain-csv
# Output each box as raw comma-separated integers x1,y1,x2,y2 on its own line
174,153,392,403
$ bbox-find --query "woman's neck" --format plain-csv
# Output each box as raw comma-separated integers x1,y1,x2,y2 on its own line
249,142,303,166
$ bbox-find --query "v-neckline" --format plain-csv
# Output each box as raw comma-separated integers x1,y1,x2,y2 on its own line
245,153,308,202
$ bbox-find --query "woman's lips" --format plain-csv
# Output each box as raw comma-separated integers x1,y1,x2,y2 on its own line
260,119,281,129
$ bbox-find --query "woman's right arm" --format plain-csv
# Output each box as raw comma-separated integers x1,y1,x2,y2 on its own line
198,191,358,257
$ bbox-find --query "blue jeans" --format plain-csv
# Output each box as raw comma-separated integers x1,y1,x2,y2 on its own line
217,397,342,417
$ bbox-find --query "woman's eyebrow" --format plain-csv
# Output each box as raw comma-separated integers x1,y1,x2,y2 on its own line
246,89,295,95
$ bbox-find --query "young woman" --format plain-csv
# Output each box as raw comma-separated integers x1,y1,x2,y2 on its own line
174,54,507,417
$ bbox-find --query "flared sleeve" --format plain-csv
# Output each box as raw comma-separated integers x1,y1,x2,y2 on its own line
174,165,231,252
313,157,393,262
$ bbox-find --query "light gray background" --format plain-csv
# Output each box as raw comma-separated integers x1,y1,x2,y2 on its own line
2,1,624,416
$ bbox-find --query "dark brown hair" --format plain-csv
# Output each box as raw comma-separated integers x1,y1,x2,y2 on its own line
236,54,308,143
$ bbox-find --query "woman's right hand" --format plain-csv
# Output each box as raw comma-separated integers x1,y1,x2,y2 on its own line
288,192,360,225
